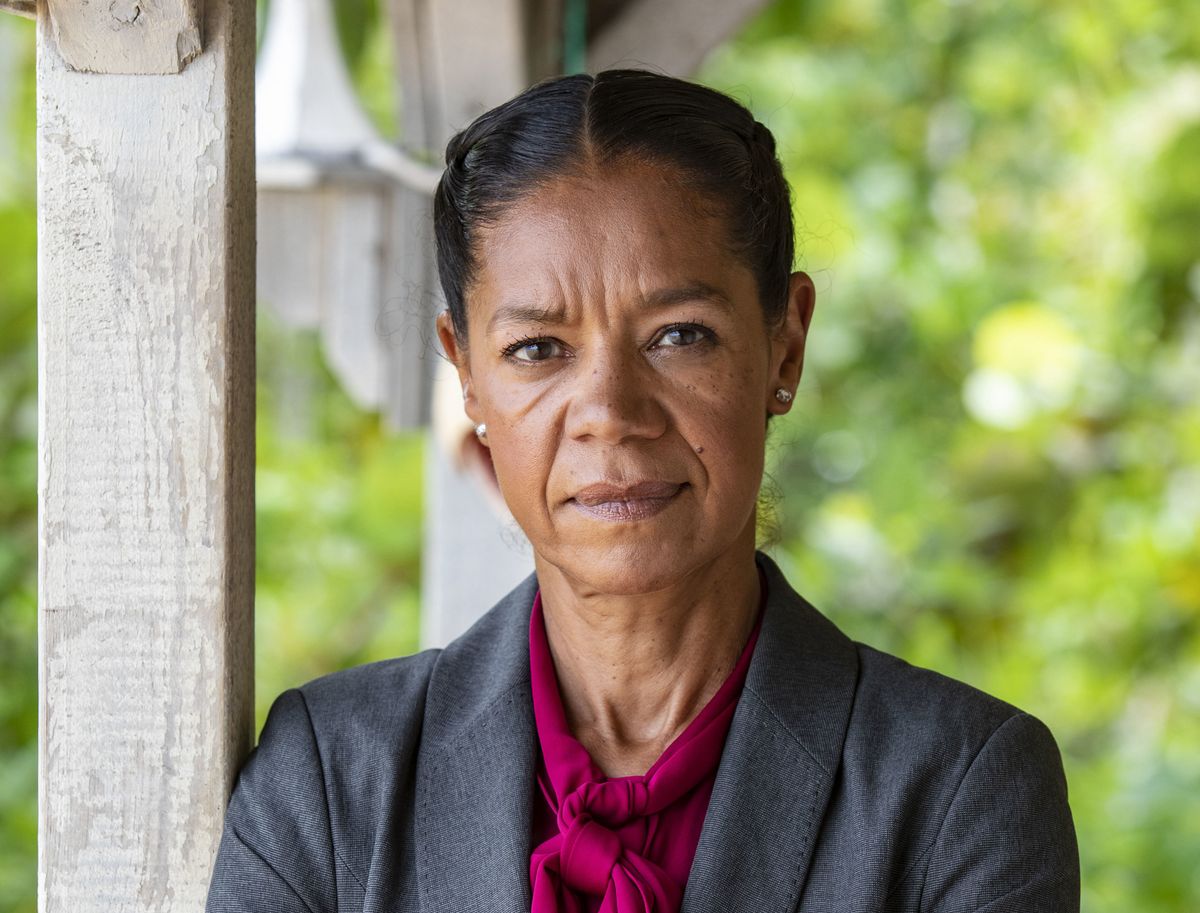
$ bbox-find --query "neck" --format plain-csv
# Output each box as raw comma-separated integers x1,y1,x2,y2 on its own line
532,537,762,777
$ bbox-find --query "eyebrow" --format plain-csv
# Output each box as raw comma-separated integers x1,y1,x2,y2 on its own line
485,281,735,334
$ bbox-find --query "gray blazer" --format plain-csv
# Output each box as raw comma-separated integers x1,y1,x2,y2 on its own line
206,550,1079,912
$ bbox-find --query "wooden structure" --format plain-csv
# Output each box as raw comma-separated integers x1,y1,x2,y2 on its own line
10,0,772,907
30,0,256,909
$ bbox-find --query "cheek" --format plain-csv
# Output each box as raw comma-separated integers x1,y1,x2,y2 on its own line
679,356,765,442
481,406,559,529
700,421,766,493
467,366,569,524
488,430,548,513
683,361,768,490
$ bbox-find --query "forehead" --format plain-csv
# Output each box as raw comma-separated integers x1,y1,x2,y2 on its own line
469,159,751,318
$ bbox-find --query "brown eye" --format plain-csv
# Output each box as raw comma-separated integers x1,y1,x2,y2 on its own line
655,324,712,348
505,338,563,363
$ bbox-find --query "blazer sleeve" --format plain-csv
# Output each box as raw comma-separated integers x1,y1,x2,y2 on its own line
206,688,338,913
919,711,1081,913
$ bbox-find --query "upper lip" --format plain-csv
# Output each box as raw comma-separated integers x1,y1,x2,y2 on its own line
571,480,684,506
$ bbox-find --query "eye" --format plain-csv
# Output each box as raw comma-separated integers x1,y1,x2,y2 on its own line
501,336,564,363
654,322,714,348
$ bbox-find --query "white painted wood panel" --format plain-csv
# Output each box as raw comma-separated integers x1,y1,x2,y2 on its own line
44,0,203,75
36,0,256,907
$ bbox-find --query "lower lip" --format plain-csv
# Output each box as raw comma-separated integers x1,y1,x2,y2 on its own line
569,486,684,522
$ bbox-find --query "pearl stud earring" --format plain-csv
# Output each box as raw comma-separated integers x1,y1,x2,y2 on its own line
474,423,488,440
774,387,794,404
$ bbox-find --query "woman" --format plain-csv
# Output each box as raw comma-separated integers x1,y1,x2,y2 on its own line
206,69,1079,912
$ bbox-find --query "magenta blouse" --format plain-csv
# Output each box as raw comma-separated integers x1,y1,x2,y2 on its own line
527,570,767,913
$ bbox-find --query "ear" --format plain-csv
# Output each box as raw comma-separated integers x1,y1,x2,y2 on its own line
435,309,483,426
767,270,816,416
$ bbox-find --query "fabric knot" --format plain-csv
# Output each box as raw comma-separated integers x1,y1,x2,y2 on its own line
560,815,624,896
561,779,651,831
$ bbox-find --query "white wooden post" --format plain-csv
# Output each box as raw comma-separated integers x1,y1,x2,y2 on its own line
36,0,256,908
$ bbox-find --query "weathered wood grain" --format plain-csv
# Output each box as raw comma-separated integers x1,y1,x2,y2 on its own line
44,0,203,74
36,0,255,908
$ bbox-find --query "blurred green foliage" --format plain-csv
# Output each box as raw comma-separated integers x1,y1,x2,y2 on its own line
254,309,424,721
1,1,1197,911
0,17,37,911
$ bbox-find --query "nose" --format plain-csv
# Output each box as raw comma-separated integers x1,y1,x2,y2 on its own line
565,342,668,444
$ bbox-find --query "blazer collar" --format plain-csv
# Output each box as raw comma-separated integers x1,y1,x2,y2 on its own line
413,550,859,913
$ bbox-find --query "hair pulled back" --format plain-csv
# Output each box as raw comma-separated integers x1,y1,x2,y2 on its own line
433,68,795,345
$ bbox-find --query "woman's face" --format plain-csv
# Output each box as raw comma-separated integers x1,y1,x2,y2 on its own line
437,158,813,595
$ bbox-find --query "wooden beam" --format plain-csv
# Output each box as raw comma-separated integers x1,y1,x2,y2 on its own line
37,0,255,909
43,0,204,74
587,0,772,76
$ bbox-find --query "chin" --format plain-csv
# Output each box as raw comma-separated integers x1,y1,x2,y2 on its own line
544,536,715,596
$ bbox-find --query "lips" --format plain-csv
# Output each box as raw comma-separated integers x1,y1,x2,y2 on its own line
568,480,686,522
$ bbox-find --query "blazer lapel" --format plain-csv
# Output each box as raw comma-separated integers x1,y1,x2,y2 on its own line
681,550,860,913
414,570,540,913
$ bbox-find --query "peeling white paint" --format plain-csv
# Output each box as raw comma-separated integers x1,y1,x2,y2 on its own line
46,0,204,75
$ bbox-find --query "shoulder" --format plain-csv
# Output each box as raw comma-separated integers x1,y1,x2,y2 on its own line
845,639,1065,795
208,651,448,910
851,640,1026,745
277,649,445,821
245,563,536,800
753,551,1062,790
240,649,445,787
292,647,443,744
237,648,445,803
249,566,538,787
833,641,1077,909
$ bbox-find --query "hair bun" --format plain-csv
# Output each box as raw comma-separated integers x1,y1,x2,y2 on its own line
751,120,776,153
445,128,474,170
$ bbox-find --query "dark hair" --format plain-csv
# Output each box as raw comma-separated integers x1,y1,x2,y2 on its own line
433,68,795,345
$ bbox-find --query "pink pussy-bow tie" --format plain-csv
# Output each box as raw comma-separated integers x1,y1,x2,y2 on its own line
527,588,761,913
531,775,684,912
